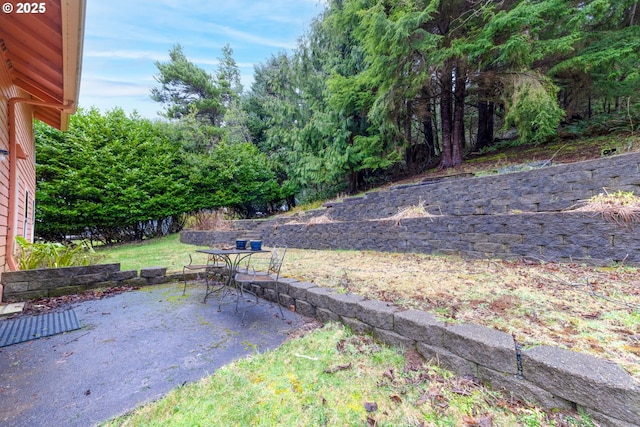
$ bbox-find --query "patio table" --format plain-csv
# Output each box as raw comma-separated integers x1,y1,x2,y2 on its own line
196,248,270,313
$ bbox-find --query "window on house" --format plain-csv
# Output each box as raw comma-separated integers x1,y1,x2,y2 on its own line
24,191,30,239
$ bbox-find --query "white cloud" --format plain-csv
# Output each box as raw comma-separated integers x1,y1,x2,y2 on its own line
81,78,153,98
198,23,298,50
84,50,167,62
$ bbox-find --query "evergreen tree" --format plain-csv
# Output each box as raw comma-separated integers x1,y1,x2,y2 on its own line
151,44,225,127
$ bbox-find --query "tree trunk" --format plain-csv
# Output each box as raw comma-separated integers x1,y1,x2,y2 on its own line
423,121,435,161
349,168,358,193
431,97,440,154
409,90,436,171
452,63,465,166
423,97,434,152
476,101,495,149
405,99,414,170
439,60,454,169
405,99,413,145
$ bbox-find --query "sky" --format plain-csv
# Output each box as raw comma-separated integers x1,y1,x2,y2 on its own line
79,0,327,120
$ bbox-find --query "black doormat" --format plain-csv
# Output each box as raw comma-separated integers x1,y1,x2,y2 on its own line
0,309,81,347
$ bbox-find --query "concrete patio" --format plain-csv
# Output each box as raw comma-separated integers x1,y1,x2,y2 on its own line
0,281,308,426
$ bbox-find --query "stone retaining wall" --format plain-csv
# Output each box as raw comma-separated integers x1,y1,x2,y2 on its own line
180,217,292,247
182,211,640,266
0,264,170,302
324,151,640,221
181,152,640,265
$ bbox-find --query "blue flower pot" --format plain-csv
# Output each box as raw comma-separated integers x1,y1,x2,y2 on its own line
236,240,247,250
250,240,262,251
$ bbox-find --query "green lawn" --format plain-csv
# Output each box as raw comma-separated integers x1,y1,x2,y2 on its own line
95,233,205,273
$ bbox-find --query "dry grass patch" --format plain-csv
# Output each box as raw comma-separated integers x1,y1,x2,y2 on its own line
383,201,439,225
281,249,640,380
305,214,336,226
571,190,640,226
286,214,337,226
184,211,233,231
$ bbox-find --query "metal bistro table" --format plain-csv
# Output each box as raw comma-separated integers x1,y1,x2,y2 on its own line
196,248,270,317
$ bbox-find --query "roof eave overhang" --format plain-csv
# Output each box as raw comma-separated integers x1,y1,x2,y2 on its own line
0,0,86,130
57,0,86,130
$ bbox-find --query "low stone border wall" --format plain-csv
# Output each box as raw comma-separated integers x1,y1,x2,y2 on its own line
244,277,638,427
1,264,170,302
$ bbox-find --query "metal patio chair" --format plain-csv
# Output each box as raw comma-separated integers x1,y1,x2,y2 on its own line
233,246,287,322
182,252,227,296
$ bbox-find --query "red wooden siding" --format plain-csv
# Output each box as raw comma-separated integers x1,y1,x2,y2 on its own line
0,48,37,272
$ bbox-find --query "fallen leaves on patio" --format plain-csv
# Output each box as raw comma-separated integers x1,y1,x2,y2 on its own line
15,286,139,317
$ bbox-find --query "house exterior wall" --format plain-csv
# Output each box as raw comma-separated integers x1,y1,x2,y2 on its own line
0,49,37,273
